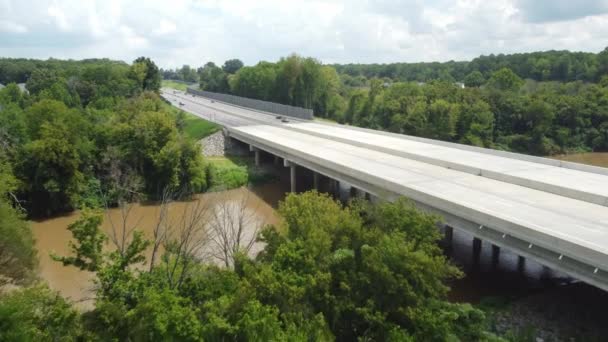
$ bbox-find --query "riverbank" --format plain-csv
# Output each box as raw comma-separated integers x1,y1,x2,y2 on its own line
552,152,608,168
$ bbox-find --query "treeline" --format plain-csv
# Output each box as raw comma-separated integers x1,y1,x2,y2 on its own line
0,191,503,341
0,57,206,217
169,55,345,118
333,48,608,83
178,48,608,155
342,69,608,155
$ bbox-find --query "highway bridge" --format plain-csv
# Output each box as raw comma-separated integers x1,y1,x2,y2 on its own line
162,88,608,291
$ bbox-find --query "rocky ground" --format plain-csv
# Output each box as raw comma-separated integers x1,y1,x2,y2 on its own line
200,130,229,156
488,283,608,341
199,130,249,157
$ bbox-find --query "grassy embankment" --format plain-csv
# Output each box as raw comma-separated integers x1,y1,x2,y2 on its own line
161,79,190,91
162,88,275,190
205,156,277,191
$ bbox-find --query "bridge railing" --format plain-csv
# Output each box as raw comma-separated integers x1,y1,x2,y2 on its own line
186,88,314,120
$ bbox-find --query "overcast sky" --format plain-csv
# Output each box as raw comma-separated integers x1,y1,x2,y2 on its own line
1,0,608,68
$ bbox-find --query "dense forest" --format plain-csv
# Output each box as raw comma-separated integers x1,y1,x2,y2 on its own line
0,57,207,217
164,47,608,155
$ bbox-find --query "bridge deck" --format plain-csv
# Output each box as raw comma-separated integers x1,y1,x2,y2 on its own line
231,124,608,271
283,122,608,206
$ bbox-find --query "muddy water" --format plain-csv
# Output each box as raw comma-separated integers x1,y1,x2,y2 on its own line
32,186,283,306
553,152,608,168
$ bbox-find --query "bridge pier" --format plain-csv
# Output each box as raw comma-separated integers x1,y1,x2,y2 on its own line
517,255,526,273
491,244,500,268
313,172,319,190
249,145,260,166
349,186,358,199
472,237,482,265
274,155,279,165
284,160,296,193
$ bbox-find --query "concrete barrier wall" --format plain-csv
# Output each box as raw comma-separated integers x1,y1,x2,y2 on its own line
186,88,314,120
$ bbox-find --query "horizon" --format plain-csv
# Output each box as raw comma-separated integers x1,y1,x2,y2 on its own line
0,46,605,70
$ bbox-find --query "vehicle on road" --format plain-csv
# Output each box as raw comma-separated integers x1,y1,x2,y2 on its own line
281,118,289,123
179,102,185,106
276,115,282,119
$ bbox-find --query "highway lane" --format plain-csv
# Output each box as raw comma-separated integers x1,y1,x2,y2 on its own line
161,88,300,127
282,122,608,206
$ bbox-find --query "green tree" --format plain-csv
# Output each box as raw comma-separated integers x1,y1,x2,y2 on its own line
425,99,458,140
464,70,485,87
0,155,37,286
132,57,161,92
0,285,82,341
52,209,106,272
254,192,485,341
222,59,244,74
487,68,524,92
199,62,229,92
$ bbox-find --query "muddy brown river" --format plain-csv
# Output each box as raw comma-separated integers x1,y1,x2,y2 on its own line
32,186,284,307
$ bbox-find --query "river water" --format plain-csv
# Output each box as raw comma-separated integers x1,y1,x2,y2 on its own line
32,153,608,316
31,186,283,307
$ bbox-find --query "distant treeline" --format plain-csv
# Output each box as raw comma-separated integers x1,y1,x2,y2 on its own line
162,48,608,156
333,49,608,84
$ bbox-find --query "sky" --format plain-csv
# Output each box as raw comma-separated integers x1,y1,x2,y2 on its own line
1,0,608,69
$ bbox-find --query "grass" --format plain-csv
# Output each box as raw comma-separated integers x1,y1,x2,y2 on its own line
205,156,278,191
314,116,337,123
182,113,221,140
161,97,221,140
162,80,189,91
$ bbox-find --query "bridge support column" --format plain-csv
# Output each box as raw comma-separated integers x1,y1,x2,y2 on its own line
274,155,279,165
283,159,296,193
444,226,453,245
249,145,260,166
517,255,526,273
349,186,358,199
334,180,341,200
254,150,260,166
313,172,319,190
491,244,500,268
365,192,371,201
472,238,482,265
444,226,454,255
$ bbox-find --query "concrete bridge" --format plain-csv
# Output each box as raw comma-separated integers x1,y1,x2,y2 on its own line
162,88,608,292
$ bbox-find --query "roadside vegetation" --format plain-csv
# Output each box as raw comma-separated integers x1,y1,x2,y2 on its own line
205,156,277,191
181,113,221,140
161,79,190,91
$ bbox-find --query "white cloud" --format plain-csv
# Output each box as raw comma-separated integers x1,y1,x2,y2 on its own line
153,19,177,36
0,19,27,33
0,0,607,68
48,5,70,31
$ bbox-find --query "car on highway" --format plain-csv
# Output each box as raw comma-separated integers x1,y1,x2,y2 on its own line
179,102,185,106
276,115,282,119
281,118,289,123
